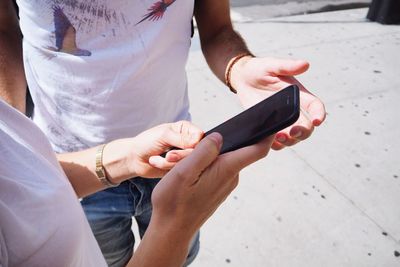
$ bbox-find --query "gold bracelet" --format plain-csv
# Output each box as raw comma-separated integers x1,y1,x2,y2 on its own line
225,52,254,94
95,144,120,188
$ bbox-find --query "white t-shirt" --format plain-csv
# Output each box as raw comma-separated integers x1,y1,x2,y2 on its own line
0,100,107,267
17,0,194,152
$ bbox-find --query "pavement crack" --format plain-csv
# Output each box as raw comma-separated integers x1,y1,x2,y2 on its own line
290,148,400,245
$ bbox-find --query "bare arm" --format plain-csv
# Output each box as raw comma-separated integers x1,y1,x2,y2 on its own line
58,121,203,198
194,0,251,83
0,0,27,113
127,223,192,267
127,133,275,267
194,0,326,150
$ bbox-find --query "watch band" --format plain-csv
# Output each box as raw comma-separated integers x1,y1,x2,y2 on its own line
95,144,120,188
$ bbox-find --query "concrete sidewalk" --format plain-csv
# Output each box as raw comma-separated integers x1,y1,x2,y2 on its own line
186,8,400,267
229,0,371,21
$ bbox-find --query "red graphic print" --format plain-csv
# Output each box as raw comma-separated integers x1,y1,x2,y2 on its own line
136,0,177,25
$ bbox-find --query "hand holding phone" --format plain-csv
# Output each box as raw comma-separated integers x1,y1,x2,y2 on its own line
161,85,300,157
204,84,300,154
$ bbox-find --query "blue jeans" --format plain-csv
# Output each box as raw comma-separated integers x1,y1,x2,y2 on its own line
81,178,200,267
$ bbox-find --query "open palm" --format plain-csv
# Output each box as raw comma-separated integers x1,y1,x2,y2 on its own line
231,57,326,150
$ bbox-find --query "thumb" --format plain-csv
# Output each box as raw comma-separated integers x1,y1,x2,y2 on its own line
265,58,310,76
174,133,223,180
170,121,204,149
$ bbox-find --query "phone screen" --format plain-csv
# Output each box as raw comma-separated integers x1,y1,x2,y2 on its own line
205,85,300,154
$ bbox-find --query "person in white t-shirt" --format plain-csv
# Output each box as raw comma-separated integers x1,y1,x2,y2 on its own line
1,0,326,266
0,98,275,267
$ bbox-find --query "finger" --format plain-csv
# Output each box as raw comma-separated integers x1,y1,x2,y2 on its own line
174,132,222,179
271,140,285,150
273,112,313,147
170,121,204,148
149,155,177,170
221,135,275,174
279,77,326,127
289,110,314,140
306,98,326,126
264,58,310,76
165,148,194,162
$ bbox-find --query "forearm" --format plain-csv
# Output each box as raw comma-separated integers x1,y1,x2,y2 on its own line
58,122,204,198
0,1,27,113
127,220,192,267
194,0,252,84
201,27,251,83
57,140,135,198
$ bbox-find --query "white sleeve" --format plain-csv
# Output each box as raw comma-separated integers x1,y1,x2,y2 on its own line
0,227,9,267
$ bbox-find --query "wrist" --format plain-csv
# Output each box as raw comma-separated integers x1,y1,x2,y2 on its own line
147,214,194,249
101,139,137,184
95,143,121,187
130,220,193,267
225,52,254,93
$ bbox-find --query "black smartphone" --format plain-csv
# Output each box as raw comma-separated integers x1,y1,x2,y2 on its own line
161,85,300,157
204,84,300,154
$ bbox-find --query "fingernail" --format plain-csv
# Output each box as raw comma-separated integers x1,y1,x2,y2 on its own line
208,132,223,148
166,153,180,162
313,119,322,126
276,134,287,143
292,130,302,138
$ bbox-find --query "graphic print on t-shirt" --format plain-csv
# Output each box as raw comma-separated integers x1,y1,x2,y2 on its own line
136,0,177,25
53,6,91,56
22,0,192,153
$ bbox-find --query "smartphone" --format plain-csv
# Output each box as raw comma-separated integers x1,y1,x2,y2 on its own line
161,85,300,157
204,84,300,154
